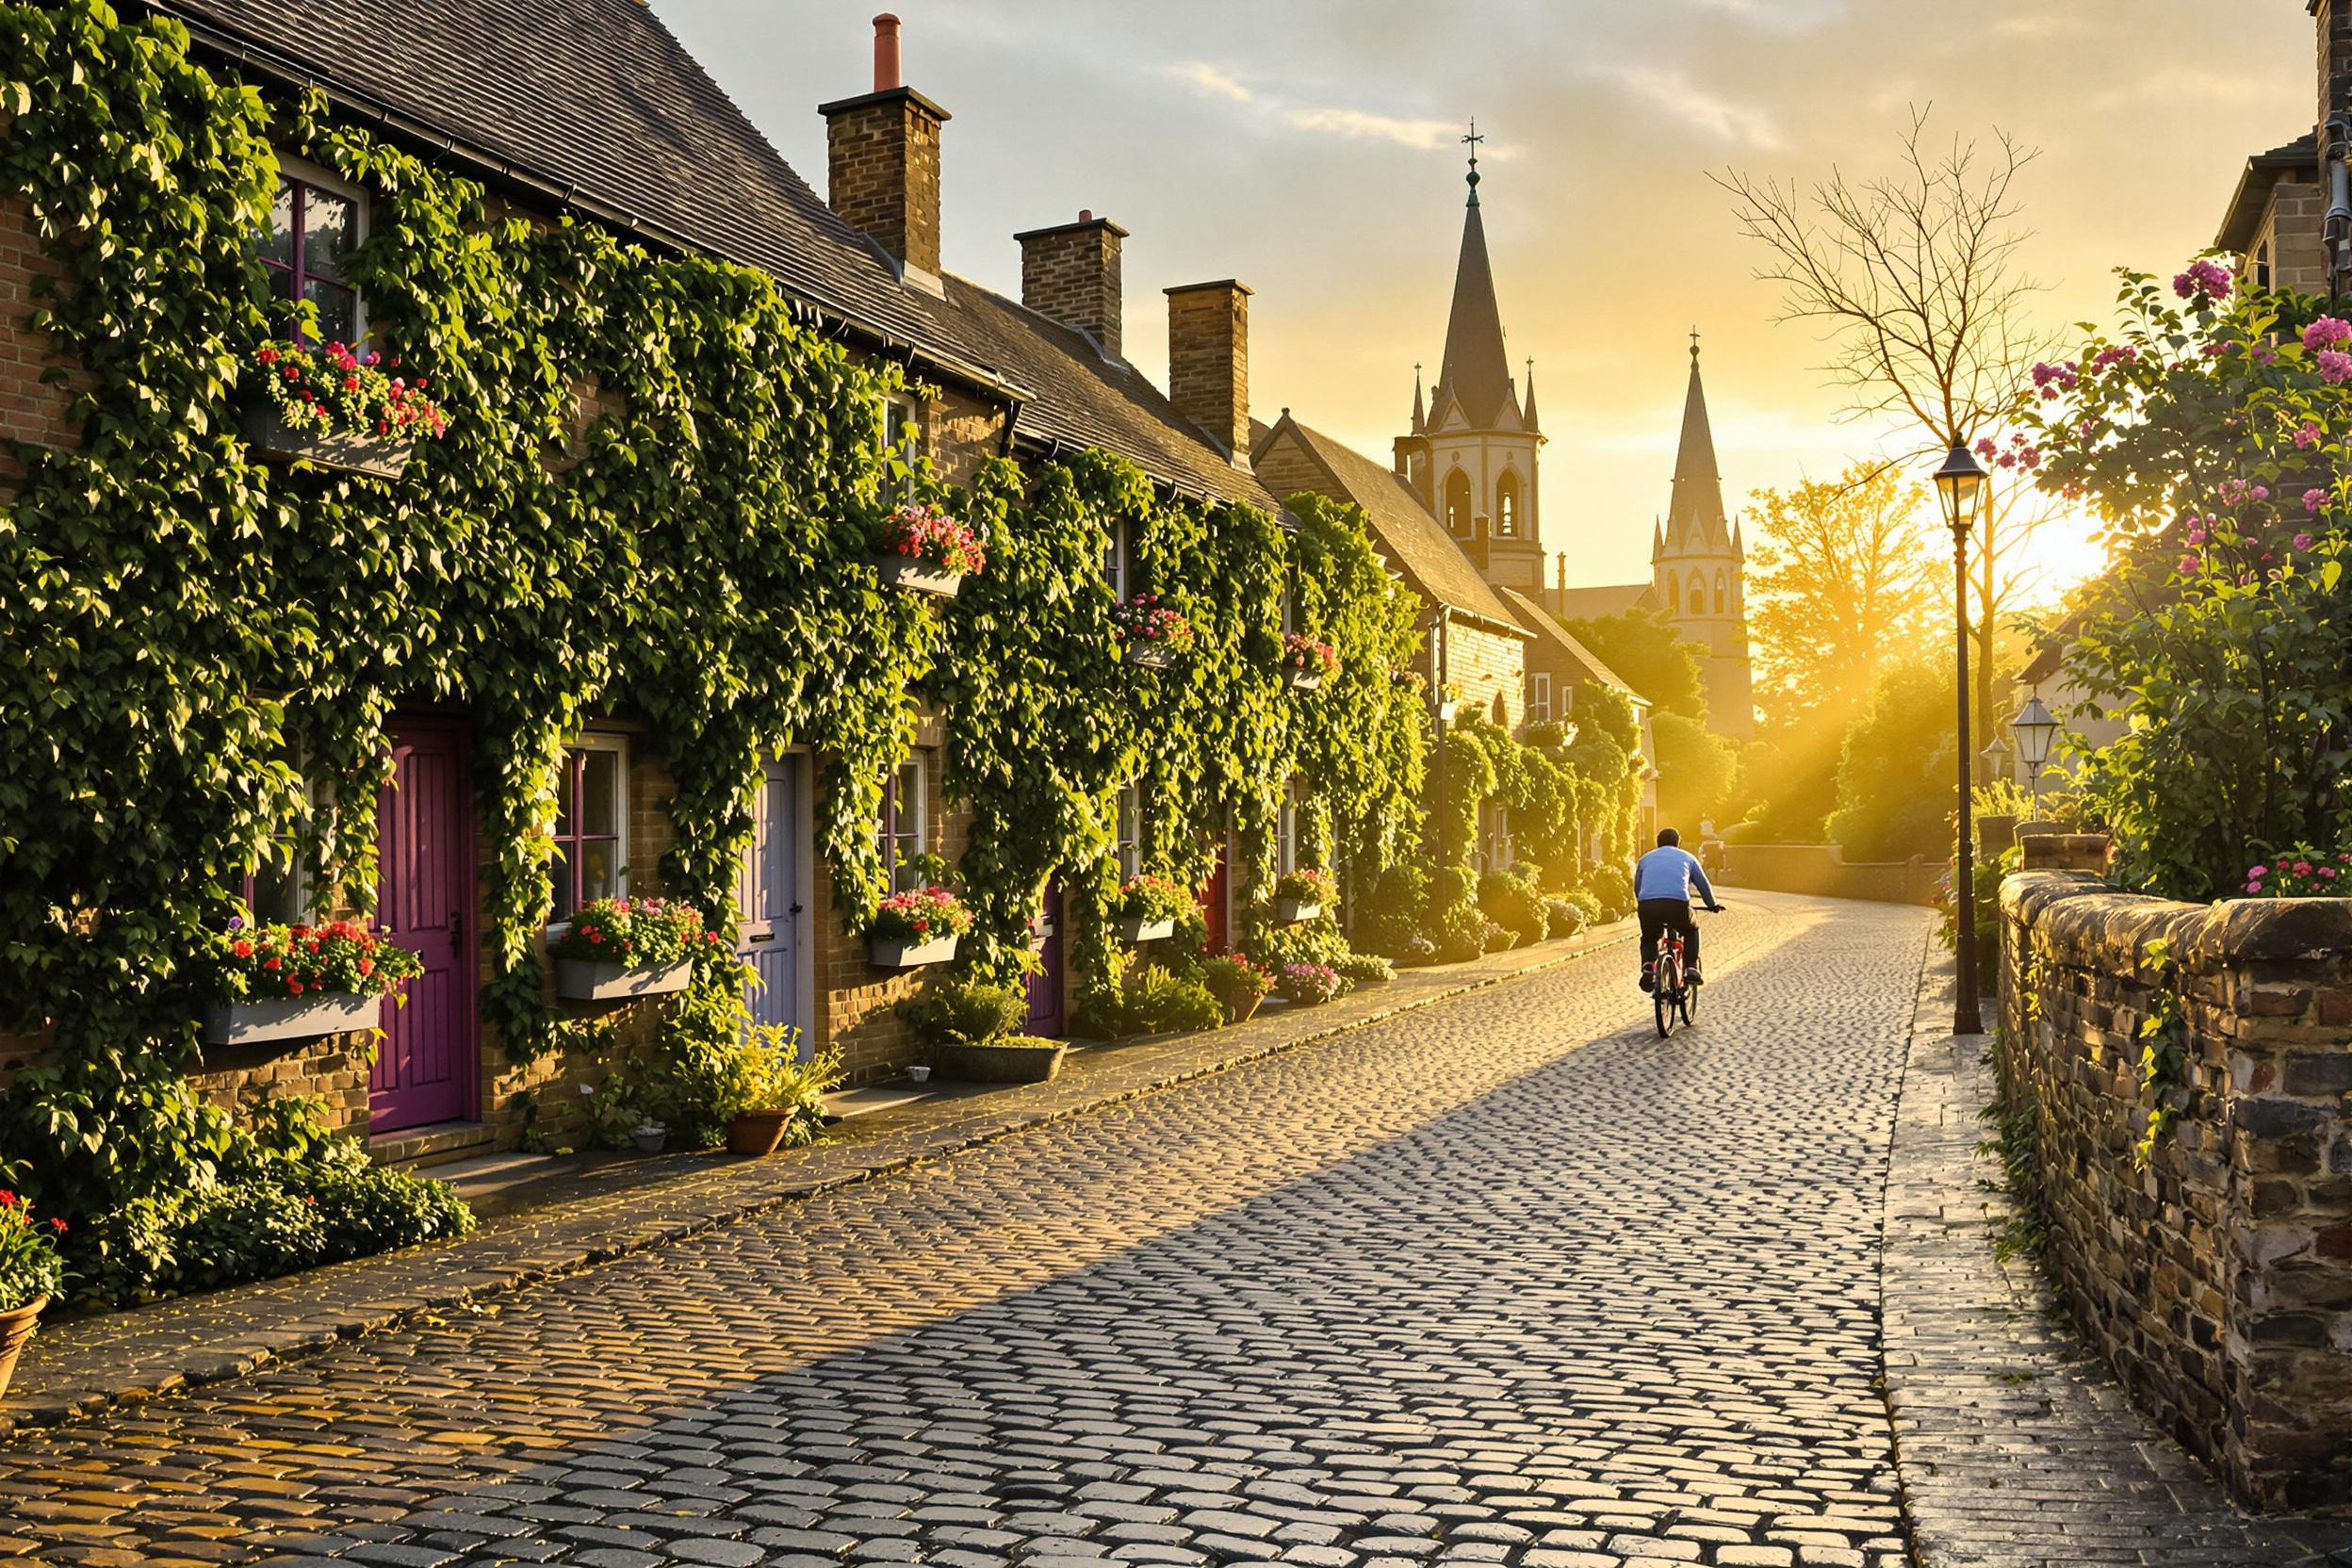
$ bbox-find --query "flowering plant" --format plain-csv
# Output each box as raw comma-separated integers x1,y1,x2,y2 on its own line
2241,850,2352,898
252,339,448,441
1109,594,1197,651
1200,953,1273,1008
1113,874,1196,924
866,886,973,944
874,501,987,576
1281,632,1339,678
0,1191,65,1313
1388,667,1427,694
1273,867,1337,907
1276,962,1342,1006
204,916,424,1002
548,897,717,968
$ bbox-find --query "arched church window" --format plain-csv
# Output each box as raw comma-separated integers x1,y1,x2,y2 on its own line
1491,691,1510,727
1715,572,1727,613
1494,472,1520,538
1689,575,1706,613
1667,576,1680,614
1443,468,1473,538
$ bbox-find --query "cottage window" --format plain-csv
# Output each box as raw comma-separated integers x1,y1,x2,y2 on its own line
1667,575,1680,614
880,395,921,498
257,161,364,345
1478,801,1513,874
1275,781,1302,876
1103,517,1132,598
1528,671,1552,727
879,755,927,892
1115,782,1144,881
244,771,330,924
553,736,629,920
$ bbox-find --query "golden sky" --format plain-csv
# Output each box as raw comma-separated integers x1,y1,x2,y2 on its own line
663,0,2312,597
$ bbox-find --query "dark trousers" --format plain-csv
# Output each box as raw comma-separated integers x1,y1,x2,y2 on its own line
1639,898,1699,974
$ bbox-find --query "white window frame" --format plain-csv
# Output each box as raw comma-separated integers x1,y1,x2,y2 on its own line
1114,781,1144,881
1275,783,1301,876
1103,517,1132,598
267,152,370,345
880,753,928,892
552,732,630,922
880,393,921,498
1528,672,1553,727
1478,800,1513,874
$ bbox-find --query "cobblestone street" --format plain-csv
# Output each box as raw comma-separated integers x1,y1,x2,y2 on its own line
0,893,2197,1567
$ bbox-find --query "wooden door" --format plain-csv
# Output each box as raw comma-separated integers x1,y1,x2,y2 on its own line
739,758,805,1045
1024,884,1065,1037
371,719,476,1131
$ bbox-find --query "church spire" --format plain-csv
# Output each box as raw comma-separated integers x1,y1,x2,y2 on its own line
1666,329,1730,551
1432,121,1514,431
1523,357,1539,432
1411,362,1426,434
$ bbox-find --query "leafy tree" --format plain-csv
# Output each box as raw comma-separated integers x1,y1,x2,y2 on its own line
1746,462,1940,727
1560,608,1709,721
1652,712,1739,828
1825,656,1959,861
1733,730,1842,844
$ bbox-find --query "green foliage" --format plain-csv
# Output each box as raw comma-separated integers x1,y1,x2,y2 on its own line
1200,955,1272,1012
1352,863,1429,958
1073,961,1224,1037
2024,267,2352,899
1334,953,1396,985
2134,938,2190,1168
1587,864,1631,921
167,1180,332,1297
1560,608,1708,719
1478,868,1548,948
1825,656,1959,862
632,980,835,1149
897,977,1027,1048
1544,897,1586,939
282,1161,477,1264
1651,712,1740,829
0,1193,67,1312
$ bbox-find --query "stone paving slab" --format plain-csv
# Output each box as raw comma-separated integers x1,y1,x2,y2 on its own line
1882,952,2352,1567
0,918,1635,1441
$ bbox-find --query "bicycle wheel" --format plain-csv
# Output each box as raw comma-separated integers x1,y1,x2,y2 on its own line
1654,959,1678,1038
1680,976,1699,1028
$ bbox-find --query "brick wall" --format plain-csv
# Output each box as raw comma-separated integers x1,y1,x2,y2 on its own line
0,179,87,499
1439,618,1526,733
1164,282,1250,459
2261,182,2329,296
1017,216,1124,357
1999,869,2352,1511
820,89,944,277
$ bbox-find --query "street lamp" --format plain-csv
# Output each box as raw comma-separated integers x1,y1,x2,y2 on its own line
1934,442,1989,1037
2009,694,2059,815
1981,736,2012,792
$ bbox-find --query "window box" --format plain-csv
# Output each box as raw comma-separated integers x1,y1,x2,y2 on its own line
868,932,959,969
1116,916,1177,943
1273,898,1323,924
874,555,964,597
933,1037,1067,1084
555,957,694,1003
240,405,413,481
201,990,383,1048
1026,915,1056,950
1286,669,1323,692
1128,641,1176,671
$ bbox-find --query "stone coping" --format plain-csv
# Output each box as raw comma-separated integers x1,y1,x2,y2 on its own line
0,916,1635,1440
2004,869,2352,966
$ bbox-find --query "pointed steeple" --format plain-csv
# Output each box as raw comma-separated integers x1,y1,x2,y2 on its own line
1522,358,1539,432
1433,121,1514,431
1411,362,1426,434
1666,329,1730,551
1652,516,1665,563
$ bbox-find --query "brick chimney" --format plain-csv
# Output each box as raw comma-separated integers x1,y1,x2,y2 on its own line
1016,210,1128,357
1164,280,1252,466
819,14,949,287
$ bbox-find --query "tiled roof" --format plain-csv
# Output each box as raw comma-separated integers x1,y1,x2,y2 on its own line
1551,583,1655,622
2215,130,2319,252
152,0,1272,509
1250,416,1524,633
1494,587,1645,706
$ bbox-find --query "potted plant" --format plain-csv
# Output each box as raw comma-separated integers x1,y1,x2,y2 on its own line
631,1121,668,1155
1111,874,1193,943
866,885,973,968
1272,867,1338,924
1281,632,1339,691
550,897,718,1001
1201,954,1273,1024
720,1026,840,1157
871,500,986,598
1437,683,1462,723
1277,961,1343,1007
897,979,1065,1083
0,1189,65,1401
199,915,425,1047
1111,594,1197,672
243,339,448,480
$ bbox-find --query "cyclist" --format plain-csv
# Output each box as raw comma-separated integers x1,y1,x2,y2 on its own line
1636,826,1722,992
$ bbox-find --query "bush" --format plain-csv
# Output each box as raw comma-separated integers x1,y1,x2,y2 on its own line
1074,962,1223,1037
1478,870,1548,948
1482,921,1519,953
1544,898,1586,939
168,1178,329,1296
1396,934,1438,968
1352,864,1429,957
1334,953,1395,986
1249,920,1349,972
897,976,1026,1048
1431,900,1490,964
1563,889,1602,927
1587,864,1631,915
282,1162,476,1263
0,1190,66,1312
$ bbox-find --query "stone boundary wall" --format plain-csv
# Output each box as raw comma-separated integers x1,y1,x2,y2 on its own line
1718,843,1938,906
1999,871,2352,1511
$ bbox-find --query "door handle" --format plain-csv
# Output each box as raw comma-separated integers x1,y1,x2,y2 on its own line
788,904,804,916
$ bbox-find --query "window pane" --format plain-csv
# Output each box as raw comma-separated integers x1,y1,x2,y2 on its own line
259,181,297,269
253,854,305,924
580,840,620,905
582,749,622,837
304,279,358,347
555,755,578,839
551,846,576,920
302,188,355,281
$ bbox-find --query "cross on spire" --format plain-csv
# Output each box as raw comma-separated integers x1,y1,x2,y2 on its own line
1463,118,1483,207
1690,325,1702,363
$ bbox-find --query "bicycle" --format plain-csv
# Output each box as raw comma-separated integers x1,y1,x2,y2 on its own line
1650,904,1723,1039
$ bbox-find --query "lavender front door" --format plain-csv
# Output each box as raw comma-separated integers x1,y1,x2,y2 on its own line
738,758,807,1046
1024,885,1065,1037
371,719,476,1132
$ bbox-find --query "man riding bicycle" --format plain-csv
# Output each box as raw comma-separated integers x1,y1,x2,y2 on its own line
1636,827,1721,991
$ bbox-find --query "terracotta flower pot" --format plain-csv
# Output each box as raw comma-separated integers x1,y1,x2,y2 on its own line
1224,991,1265,1025
0,1295,46,1402
727,1109,792,1157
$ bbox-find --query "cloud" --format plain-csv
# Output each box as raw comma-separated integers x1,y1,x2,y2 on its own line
1284,106,1465,152
2089,65,2267,110
1166,60,1252,104
1679,0,1848,28
1990,13,2090,39
1606,66,1788,151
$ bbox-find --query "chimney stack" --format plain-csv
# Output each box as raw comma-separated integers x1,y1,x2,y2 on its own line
819,14,949,286
1016,210,1129,357
1165,280,1252,466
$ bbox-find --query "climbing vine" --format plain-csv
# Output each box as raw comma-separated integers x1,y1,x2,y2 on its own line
2134,936,2192,1168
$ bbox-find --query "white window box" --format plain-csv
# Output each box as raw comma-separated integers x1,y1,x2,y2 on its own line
202,991,382,1048
1117,916,1177,943
555,957,693,1002
869,933,958,969
1128,642,1176,671
875,555,963,597
1273,898,1323,924
1286,670,1323,692
240,406,413,481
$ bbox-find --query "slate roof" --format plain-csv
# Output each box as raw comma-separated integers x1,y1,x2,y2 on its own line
1433,201,1516,431
1494,588,1645,705
150,0,1274,509
1250,415,1524,634
1551,582,1656,622
2215,131,2320,253
1664,344,1732,553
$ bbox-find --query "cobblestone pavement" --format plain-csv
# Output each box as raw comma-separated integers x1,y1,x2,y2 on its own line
5,895,1928,1568
1883,961,2352,1568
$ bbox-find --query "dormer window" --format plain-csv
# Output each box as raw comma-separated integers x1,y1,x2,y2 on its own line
258,158,364,344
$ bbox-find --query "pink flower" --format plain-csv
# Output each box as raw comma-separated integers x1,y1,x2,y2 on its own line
2178,554,2200,575
2308,488,2331,514
2307,318,2352,351
2253,486,2270,501
2295,422,2323,449
2295,861,2312,875
2249,864,2271,878
2185,523,2206,547
2174,259,2232,301
2295,533,2314,550
2320,350,2352,384
2247,881,2263,894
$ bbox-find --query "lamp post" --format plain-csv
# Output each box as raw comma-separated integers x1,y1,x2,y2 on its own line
1934,442,1989,1036
2009,694,2058,815
1981,736,2013,793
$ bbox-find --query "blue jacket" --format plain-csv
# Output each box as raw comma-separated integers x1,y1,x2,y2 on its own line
1635,845,1716,906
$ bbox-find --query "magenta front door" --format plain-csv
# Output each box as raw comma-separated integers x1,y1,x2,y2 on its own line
371,719,477,1132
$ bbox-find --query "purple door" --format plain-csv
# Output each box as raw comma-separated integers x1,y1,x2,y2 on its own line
1025,885,1065,1037
738,758,806,1044
372,719,476,1132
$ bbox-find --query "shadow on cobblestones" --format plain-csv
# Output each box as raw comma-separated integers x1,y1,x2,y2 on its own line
0,894,1930,1568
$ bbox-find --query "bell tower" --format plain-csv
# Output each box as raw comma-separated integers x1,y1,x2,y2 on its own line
1652,332,1754,738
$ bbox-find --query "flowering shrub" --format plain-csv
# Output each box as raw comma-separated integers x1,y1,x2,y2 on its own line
1200,954,1273,1011
2241,850,2352,897
204,916,424,1002
1113,874,1196,925
252,339,447,440
1334,952,1396,986
865,886,973,944
874,500,987,577
1277,962,1342,1005
1272,867,1337,907
0,1190,66,1312
1281,632,1339,679
547,897,717,968
1109,594,1197,652
2021,263,2352,899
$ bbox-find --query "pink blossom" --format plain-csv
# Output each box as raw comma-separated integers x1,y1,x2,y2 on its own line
2250,864,2271,878
2295,861,2312,875
2247,881,2264,894
2178,554,2200,575
2295,422,2324,449
2254,485,2270,501
2174,259,2233,301
2307,317,2352,351
2322,350,2352,384
2091,345,2138,371
2295,532,2314,550
2308,488,2331,514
